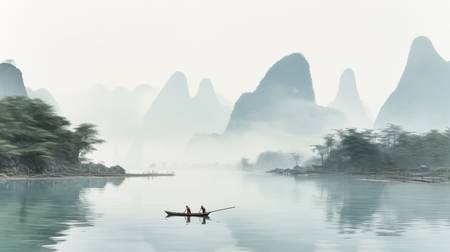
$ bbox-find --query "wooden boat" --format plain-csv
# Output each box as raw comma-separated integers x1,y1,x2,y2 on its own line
164,206,235,217
165,211,209,217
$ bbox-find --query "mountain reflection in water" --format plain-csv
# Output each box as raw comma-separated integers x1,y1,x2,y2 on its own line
1,171,450,252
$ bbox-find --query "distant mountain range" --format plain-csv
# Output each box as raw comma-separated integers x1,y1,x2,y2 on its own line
189,53,350,163
143,72,231,143
375,36,450,131
3,35,450,164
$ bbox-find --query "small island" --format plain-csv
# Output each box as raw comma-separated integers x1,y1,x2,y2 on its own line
0,97,173,180
264,125,450,183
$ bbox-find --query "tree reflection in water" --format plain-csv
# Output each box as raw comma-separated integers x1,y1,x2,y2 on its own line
0,178,124,252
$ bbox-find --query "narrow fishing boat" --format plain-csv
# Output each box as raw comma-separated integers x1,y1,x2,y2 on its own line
165,211,210,217
164,206,235,217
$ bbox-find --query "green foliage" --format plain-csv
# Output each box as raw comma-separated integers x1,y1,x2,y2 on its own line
74,123,105,162
0,97,104,174
340,129,382,170
313,124,450,171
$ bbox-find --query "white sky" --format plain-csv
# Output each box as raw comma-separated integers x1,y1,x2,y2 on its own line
1,0,450,118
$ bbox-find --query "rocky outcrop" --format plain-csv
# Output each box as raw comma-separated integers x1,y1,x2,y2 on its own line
0,62,28,98
375,36,450,131
329,69,371,128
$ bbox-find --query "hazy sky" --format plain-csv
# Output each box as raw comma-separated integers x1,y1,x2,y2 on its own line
1,0,450,118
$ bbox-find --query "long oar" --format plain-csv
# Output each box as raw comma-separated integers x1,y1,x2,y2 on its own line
208,206,235,214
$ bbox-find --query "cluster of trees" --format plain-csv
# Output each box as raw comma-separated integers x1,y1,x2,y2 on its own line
0,97,104,174
312,124,450,172
241,151,301,170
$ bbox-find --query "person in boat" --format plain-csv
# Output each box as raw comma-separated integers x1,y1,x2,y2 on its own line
199,205,206,214
184,205,191,215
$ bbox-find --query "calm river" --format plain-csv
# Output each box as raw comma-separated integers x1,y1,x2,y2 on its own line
1,169,450,252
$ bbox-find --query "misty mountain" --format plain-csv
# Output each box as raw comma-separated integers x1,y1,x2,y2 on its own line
0,62,28,98
329,69,371,128
142,72,230,142
27,87,60,112
191,78,231,134
59,83,157,166
64,83,157,140
225,53,345,135
142,71,193,142
186,53,346,164
0,62,59,112
375,36,450,131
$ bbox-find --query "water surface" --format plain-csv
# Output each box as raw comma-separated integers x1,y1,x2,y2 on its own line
1,170,450,252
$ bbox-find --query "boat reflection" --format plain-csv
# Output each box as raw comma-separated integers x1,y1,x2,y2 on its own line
165,214,211,224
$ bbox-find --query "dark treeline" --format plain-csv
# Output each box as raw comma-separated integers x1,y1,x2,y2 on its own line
312,124,450,172
0,97,114,175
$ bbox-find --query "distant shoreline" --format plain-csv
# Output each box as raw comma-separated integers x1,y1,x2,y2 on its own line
267,168,450,184
0,172,175,181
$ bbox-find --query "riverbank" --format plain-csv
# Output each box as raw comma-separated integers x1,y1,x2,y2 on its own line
267,167,450,183
0,172,175,181
1,161,175,181
362,172,450,183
